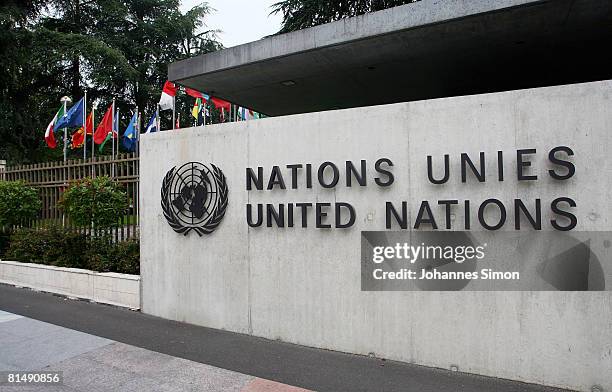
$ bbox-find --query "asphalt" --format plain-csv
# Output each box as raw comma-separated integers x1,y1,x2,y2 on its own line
0,283,574,392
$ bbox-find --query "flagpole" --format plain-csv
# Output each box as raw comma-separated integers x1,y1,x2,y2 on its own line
115,107,120,159
111,98,115,178
91,103,96,177
204,99,207,126
172,95,176,130
156,104,160,131
58,96,71,228
60,97,70,163
136,108,140,156
83,90,87,160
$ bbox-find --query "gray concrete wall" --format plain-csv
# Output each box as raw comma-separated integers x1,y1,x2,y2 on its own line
140,80,612,391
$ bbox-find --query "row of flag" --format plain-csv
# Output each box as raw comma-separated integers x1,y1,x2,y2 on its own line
44,81,261,157
160,81,261,124
44,99,120,150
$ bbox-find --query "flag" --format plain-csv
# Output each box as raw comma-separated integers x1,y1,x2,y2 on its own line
54,97,84,130
70,111,94,148
44,105,65,149
144,112,157,134
158,81,177,111
85,109,94,135
210,97,230,111
100,110,119,152
71,128,85,148
192,98,202,120
122,112,138,152
185,88,210,103
94,104,113,144
185,87,203,99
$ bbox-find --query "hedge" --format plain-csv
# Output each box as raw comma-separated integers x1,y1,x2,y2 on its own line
3,227,139,275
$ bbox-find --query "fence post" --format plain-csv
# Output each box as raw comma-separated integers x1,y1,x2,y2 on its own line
0,159,6,181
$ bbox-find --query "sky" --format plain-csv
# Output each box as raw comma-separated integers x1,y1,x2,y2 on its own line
180,0,283,48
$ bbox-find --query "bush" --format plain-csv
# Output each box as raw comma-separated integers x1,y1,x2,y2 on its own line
4,227,139,275
0,181,41,228
60,176,129,229
0,232,11,257
5,227,88,268
86,236,139,274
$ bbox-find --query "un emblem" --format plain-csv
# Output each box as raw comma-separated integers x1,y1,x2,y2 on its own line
161,162,228,236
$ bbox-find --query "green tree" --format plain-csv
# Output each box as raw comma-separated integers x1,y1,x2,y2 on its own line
271,0,419,33
0,0,222,164
60,176,128,229
0,1,60,164
0,181,42,228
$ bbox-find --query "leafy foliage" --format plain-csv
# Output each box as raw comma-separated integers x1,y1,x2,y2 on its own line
271,0,419,33
5,227,140,274
59,176,128,229
5,226,88,268
0,181,42,228
0,0,222,164
87,236,140,274
0,232,11,257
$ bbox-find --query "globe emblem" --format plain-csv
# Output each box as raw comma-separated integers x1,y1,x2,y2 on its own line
161,162,228,236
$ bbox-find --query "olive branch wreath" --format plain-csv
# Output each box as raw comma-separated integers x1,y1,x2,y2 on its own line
161,164,229,236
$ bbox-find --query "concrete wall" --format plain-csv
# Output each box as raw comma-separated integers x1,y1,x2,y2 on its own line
140,80,612,391
0,260,140,309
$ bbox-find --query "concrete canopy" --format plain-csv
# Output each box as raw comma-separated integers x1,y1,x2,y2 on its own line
169,0,612,117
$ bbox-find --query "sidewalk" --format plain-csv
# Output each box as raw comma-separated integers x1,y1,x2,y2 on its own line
0,310,307,392
0,284,573,392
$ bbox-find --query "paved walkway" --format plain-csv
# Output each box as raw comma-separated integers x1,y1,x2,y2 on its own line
0,310,309,392
0,284,573,392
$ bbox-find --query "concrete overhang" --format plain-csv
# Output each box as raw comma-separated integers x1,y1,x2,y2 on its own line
169,0,612,116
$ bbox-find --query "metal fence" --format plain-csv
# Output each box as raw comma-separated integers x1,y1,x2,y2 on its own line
0,154,139,241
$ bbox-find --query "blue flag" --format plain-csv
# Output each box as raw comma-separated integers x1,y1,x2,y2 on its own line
122,112,138,151
54,98,84,130
144,112,157,134
114,110,119,133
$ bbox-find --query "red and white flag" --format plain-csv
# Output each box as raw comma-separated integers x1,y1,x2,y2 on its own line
44,105,65,149
44,119,57,149
158,81,177,111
